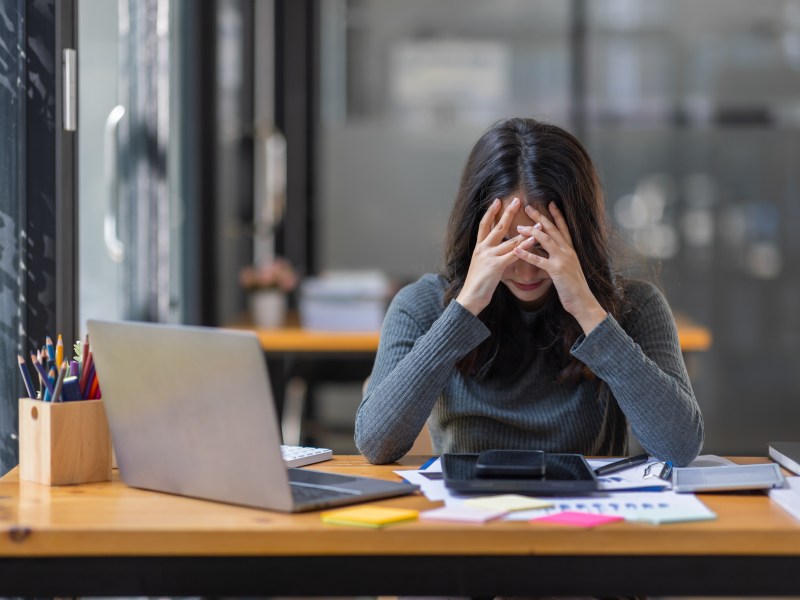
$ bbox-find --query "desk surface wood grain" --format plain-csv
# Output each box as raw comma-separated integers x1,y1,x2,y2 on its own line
0,455,795,558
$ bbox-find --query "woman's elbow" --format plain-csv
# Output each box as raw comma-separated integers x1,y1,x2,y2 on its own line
354,427,402,465
672,413,705,467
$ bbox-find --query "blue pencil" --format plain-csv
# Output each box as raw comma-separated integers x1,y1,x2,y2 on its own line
30,352,55,398
44,366,57,402
45,336,55,368
16,355,36,399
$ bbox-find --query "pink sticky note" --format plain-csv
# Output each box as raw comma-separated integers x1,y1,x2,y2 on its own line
530,511,623,528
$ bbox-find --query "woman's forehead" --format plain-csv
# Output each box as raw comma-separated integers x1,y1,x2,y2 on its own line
499,195,554,222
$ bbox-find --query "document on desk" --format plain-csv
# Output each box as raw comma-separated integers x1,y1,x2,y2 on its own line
398,456,718,524
395,458,447,501
473,491,717,525
769,476,800,522
589,454,735,492
588,457,669,491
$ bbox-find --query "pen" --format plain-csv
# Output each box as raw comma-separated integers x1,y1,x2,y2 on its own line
594,453,650,476
17,355,36,398
420,456,438,470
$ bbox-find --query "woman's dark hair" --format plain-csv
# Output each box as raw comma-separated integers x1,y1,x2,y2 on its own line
443,117,626,382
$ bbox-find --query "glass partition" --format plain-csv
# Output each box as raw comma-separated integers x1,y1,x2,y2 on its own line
316,0,800,454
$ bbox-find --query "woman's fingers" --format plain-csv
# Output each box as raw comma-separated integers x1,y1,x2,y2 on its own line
524,204,569,249
513,236,547,266
486,197,521,244
477,198,501,243
547,202,574,247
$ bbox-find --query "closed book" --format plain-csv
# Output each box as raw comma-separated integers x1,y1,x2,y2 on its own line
769,442,800,475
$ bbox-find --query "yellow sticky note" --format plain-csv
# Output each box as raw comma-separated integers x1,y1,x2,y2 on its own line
464,494,553,512
321,506,419,528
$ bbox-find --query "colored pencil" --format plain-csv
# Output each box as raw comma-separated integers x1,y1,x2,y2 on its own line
79,349,94,397
52,360,68,402
44,366,57,402
88,374,100,400
80,334,89,379
55,334,64,368
45,336,55,365
30,352,55,397
17,355,36,399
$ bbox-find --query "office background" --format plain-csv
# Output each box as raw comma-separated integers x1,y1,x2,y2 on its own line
2,0,800,476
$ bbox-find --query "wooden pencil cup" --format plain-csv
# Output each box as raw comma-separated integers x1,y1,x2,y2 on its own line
19,398,112,485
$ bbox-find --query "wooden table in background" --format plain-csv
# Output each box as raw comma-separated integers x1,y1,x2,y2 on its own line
241,311,711,354
0,455,797,597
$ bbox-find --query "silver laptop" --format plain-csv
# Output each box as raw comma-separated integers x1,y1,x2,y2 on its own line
87,319,417,512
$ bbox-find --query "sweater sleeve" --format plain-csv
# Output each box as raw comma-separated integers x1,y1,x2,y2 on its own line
355,278,490,464
570,282,704,466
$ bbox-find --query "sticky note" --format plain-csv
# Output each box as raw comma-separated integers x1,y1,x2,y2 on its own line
464,494,553,512
420,505,507,523
321,506,418,528
530,511,623,528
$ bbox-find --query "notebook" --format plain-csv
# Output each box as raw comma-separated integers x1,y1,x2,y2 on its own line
87,319,417,512
769,442,800,476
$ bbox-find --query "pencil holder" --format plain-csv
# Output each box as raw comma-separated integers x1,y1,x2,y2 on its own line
18,398,112,485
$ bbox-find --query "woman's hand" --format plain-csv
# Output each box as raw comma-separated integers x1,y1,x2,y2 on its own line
456,197,525,316
513,202,607,334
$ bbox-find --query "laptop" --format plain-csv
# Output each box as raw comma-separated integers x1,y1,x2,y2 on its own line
87,319,417,512
442,452,599,495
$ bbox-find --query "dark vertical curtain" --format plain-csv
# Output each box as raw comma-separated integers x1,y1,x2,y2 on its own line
0,0,59,475
0,0,26,473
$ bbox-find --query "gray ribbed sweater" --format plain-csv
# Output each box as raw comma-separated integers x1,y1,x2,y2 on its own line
355,274,704,466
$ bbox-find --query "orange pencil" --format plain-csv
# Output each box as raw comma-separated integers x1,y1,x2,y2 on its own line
88,374,100,399
55,334,64,368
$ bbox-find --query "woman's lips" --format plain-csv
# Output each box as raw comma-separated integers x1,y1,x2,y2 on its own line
511,280,545,292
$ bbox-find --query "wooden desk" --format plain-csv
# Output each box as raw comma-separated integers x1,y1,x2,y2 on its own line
674,312,713,353
0,456,797,597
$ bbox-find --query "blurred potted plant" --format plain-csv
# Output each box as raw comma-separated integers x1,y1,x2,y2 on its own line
239,257,299,329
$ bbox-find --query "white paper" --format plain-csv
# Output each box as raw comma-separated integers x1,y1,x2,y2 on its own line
485,491,716,524
395,458,446,501
587,458,670,491
769,476,800,522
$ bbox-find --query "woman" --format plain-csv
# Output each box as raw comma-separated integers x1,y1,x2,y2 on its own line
355,117,703,466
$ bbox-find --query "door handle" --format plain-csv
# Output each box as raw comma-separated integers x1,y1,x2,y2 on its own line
263,129,287,231
104,105,126,263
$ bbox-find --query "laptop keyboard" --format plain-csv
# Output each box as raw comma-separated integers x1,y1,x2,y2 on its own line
280,444,333,468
